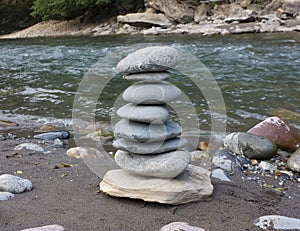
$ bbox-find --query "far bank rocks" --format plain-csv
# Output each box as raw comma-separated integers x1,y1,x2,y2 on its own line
105,0,300,36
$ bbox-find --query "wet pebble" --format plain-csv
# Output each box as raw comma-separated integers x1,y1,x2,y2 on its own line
34,131,70,140
258,161,277,172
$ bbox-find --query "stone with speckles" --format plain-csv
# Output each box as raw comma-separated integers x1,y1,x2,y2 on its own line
248,117,300,151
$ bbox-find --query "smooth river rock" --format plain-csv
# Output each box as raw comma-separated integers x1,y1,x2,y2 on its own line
21,225,64,231
124,72,171,82
248,116,300,151
0,191,15,201
116,46,180,74
224,132,278,159
287,148,300,172
160,222,206,231
100,164,213,205
117,103,169,123
34,131,70,140
114,119,182,142
114,149,191,178
0,174,33,193
113,137,188,154
122,82,181,104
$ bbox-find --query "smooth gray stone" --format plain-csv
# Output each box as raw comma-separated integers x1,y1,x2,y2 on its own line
114,119,182,142
116,46,180,74
122,82,181,104
0,192,15,201
21,225,64,231
117,103,169,123
0,174,33,193
115,150,191,178
224,132,278,159
100,164,213,205
113,137,188,154
124,72,171,82
287,148,300,172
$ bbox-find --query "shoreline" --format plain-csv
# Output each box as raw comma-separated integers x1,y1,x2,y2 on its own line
0,15,299,39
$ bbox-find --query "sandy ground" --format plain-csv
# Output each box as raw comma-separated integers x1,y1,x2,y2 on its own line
0,126,300,231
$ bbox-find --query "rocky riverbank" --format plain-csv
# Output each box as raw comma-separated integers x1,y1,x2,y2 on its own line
1,0,300,39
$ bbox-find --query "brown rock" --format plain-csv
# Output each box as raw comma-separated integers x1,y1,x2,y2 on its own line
282,0,300,15
248,117,300,151
0,120,18,127
194,3,209,23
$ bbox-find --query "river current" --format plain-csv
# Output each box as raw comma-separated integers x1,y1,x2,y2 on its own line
0,33,299,132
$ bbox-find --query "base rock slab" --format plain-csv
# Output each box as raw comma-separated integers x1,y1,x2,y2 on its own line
100,164,213,205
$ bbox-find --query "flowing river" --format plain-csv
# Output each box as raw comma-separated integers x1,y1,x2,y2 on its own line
0,33,299,134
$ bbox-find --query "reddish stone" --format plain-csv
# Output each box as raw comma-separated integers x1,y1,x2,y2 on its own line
248,117,300,152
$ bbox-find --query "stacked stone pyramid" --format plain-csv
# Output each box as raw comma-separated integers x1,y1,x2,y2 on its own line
113,46,191,179
100,46,213,205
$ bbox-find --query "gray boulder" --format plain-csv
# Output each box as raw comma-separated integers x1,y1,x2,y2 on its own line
122,82,181,104
114,149,191,178
117,13,172,28
117,103,169,123
116,46,180,74
114,119,182,142
0,174,33,193
113,137,188,154
224,132,277,159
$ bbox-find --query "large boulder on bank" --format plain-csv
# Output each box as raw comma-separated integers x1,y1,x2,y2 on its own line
248,117,300,151
117,13,172,28
145,0,198,24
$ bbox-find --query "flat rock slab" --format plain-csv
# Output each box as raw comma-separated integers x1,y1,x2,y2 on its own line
100,164,213,205
116,46,180,74
117,103,169,123
115,149,191,178
117,13,172,28
113,137,188,154
124,72,171,82
123,82,181,104
114,119,182,142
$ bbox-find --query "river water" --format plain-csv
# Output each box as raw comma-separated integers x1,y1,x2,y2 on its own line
0,33,299,133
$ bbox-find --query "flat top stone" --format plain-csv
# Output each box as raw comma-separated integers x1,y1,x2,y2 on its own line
115,149,191,178
124,72,171,82
122,82,181,104
116,46,181,74
99,164,213,205
114,119,182,142
113,137,188,154
117,103,169,123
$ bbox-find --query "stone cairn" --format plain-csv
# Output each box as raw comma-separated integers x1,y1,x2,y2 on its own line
100,46,213,205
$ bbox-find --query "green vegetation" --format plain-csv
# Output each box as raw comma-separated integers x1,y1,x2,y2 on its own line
30,0,113,20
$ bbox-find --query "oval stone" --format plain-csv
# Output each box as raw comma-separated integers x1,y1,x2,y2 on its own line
123,82,181,104
116,46,181,74
287,148,300,172
114,150,191,178
114,119,182,142
248,116,300,152
124,72,171,82
0,174,33,193
113,137,188,154
117,103,169,123
224,132,278,159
